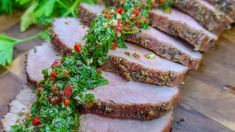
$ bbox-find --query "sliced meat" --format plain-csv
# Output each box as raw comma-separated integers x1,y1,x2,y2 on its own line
150,9,218,52
25,43,60,83
78,3,203,70
79,3,104,26
206,0,235,21
174,0,233,34
95,1,217,51
51,18,88,54
79,112,173,132
1,86,173,132
51,18,188,86
126,28,202,69
1,86,36,132
26,43,180,120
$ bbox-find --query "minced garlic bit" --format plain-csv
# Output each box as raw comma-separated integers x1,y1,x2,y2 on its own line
144,53,156,59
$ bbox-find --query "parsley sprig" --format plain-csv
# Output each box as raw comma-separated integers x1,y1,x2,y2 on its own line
0,0,97,66
0,31,48,65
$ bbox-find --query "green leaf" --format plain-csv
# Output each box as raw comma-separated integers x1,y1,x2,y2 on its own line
20,1,38,32
16,0,31,5
0,0,13,14
0,34,20,66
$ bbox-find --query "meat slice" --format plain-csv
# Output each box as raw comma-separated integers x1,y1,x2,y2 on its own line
1,86,173,132
26,43,180,120
79,3,104,26
206,0,235,21
150,9,218,52
79,112,173,132
1,86,35,131
174,0,233,34
51,18,188,86
79,3,202,70
26,43,60,83
96,1,217,51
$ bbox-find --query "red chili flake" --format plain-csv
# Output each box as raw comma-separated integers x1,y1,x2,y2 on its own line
157,0,166,7
133,9,140,16
135,19,142,27
51,86,57,93
52,59,61,67
104,10,112,19
50,71,57,80
117,19,122,26
86,101,94,109
64,84,73,97
111,42,118,50
37,87,43,96
62,97,71,106
74,43,81,53
116,8,123,14
116,19,123,32
121,0,125,4
32,116,41,126
151,1,156,8
50,96,60,104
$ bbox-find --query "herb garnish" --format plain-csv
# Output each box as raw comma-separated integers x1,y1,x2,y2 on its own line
10,0,174,131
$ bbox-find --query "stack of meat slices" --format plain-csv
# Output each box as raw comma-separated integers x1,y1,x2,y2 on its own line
2,0,235,131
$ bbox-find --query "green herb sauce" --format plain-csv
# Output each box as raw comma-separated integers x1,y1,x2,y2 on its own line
11,0,174,131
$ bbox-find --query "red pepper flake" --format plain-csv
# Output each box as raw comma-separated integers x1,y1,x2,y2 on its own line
86,101,94,109
111,42,118,50
121,0,125,4
64,84,73,97
51,86,57,93
50,71,57,80
116,8,123,14
37,87,43,96
135,19,142,27
104,10,112,19
133,9,140,16
50,96,60,104
32,116,41,126
74,43,81,53
62,97,71,106
116,19,123,32
52,59,61,67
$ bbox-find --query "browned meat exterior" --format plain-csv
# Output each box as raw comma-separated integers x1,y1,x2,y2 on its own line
1,86,173,132
79,112,173,132
150,9,218,52
85,72,180,120
206,0,235,21
1,86,36,131
174,0,233,35
100,1,218,52
51,18,188,86
26,43,180,120
79,3,202,69
125,29,202,69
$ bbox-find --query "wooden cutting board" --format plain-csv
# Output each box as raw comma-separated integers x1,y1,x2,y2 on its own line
0,14,234,132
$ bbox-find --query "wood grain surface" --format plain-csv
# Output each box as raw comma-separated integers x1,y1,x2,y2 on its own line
0,14,235,132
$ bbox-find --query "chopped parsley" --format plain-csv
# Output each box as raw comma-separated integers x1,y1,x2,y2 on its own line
10,0,174,131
